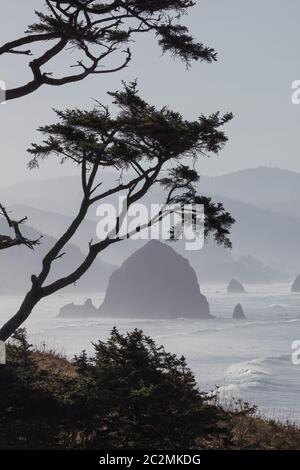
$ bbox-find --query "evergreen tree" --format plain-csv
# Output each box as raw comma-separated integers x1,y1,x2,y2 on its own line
72,328,223,449
0,1,216,101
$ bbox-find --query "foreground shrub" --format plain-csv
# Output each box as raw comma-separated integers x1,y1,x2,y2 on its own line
71,327,224,449
1,327,300,450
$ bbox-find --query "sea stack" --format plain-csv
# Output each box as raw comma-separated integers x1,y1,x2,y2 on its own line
227,279,246,293
291,275,300,292
59,298,98,318
232,303,247,320
99,240,212,319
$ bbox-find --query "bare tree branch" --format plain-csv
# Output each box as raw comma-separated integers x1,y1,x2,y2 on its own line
0,204,42,250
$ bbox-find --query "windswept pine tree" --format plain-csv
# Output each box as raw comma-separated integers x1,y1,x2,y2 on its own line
0,1,216,249
0,82,234,340
0,1,234,340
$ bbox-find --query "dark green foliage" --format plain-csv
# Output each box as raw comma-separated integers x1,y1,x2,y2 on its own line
10,328,33,368
1,328,299,450
1,0,217,100
157,24,217,65
71,327,222,449
0,332,74,449
27,1,216,66
29,84,232,167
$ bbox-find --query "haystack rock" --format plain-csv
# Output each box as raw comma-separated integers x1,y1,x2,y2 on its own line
99,240,212,319
291,275,300,292
59,298,98,318
227,279,246,293
232,303,247,320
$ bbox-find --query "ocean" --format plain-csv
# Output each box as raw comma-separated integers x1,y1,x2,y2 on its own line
1,283,300,423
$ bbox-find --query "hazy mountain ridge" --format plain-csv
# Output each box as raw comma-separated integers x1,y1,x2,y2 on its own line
200,167,300,205
217,196,300,271
9,204,97,255
0,218,115,294
0,167,298,284
3,166,300,214
3,203,285,283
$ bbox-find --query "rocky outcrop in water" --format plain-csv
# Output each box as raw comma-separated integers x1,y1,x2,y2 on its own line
99,240,212,319
232,303,247,320
227,279,246,293
291,275,300,292
58,299,98,318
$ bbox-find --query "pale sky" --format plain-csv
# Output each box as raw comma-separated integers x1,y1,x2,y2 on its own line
0,0,300,186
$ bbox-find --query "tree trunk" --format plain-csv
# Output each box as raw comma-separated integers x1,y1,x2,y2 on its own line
0,288,42,342
0,243,108,341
